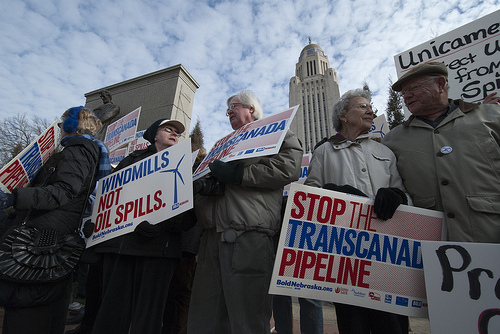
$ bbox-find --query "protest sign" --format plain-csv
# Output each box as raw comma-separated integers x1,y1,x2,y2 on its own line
421,241,500,333
104,107,141,152
127,130,149,155
86,139,193,247
109,147,128,167
269,183,444,317
283,153,311,196
0,121,59,193
369,114,389,139
108,130,149,167
394,10,500,104
193,105,299,180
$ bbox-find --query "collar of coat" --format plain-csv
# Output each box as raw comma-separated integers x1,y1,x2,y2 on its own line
402,99,480,127
327,132,372,145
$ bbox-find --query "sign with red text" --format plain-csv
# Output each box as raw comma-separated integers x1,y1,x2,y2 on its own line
193,105,299,180
394,10,500,106
104,107,141,152
127,130,149,154
421,241,500,333
109,130,149,167
0,121,59,193
269,183,444,317
86,139,192,247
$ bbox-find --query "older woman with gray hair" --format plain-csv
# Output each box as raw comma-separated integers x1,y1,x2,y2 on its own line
304,88,410,333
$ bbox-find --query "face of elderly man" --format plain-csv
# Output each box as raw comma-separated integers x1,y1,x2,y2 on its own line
226,96,255,130
400,76,447,119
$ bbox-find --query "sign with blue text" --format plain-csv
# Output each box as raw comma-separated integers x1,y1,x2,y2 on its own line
104,107,141,152
0,121,59,193
86,139,193,247
193,105,299,180
270,183,444,317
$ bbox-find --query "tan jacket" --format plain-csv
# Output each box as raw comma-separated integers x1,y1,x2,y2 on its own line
305,134,408,199
382,100,500,243
194,131,303,236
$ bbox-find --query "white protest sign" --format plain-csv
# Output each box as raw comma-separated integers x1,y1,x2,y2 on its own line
0,121,59,193
104,107,141,152
87,139,193,247
127,130,149,155
369,114,389,139
421,241,500,333
193,105,299,180
269,183,444,317
283,153,311,196
394,10,500,104
109,147,128,167
109,130,149,167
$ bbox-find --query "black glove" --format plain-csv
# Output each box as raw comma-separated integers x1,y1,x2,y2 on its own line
82,220,95,238
0,192,14,210
193,176,225,196
134,220,162,239
209,159,245,185
314,137,328,151
323,183,368,197
374,187,408,220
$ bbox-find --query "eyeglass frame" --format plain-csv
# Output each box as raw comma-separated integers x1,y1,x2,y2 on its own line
158,126,181,138
226,102,248,116
353,103,373,111
399,77,437,97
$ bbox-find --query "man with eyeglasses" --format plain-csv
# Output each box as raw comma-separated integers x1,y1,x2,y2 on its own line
188,90,303,334
90,118,196,334
383,62,500,244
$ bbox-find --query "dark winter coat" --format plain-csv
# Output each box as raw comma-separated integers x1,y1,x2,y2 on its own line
0,136,100,309
12,136,100,233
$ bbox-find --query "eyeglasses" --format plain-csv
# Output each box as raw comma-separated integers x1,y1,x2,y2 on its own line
356,103,373,111
159,126,181,138
399,78,436,97
226,102,247,113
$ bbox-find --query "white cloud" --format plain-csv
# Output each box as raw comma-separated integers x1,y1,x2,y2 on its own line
0,0,499,149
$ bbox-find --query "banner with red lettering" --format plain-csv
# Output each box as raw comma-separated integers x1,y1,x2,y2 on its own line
0,121,59,193
104,107,141,152
421,241,500,333
86,139,193,247
193,105,299,180
269,183,444,317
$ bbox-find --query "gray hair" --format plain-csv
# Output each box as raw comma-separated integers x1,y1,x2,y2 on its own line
332,88,372,132
227,90,263,120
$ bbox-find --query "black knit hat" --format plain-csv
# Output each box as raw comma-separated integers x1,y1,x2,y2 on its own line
392,61,448,92
143,118,185,144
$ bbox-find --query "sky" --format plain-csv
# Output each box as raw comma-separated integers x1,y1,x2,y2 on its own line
1,0,499,150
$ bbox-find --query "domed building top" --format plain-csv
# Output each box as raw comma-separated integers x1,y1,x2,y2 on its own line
299,43,325,61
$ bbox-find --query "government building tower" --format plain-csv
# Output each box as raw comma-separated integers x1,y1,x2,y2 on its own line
289,42,341,152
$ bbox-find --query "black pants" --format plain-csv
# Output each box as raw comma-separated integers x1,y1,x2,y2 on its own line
1,275,72,334
335,303,408,334
92,253,178,334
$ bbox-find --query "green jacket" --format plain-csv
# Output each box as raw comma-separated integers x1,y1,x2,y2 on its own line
382,100,500,243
